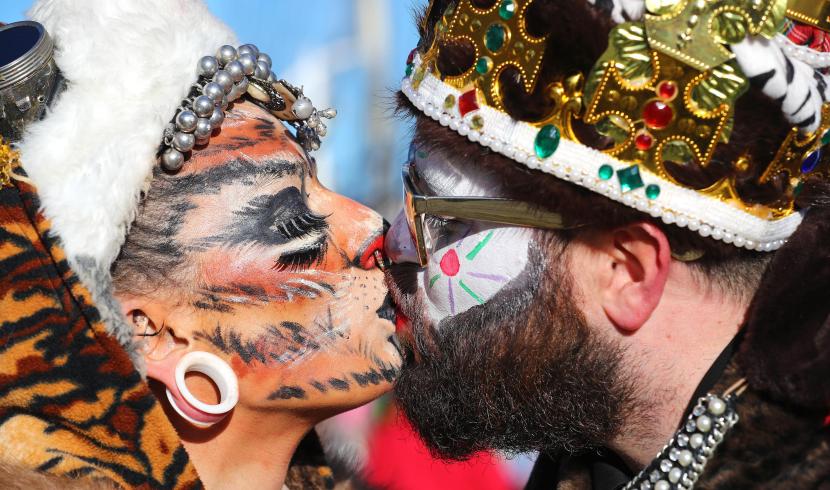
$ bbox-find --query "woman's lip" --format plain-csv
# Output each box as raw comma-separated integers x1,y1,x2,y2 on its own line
358,235,386,270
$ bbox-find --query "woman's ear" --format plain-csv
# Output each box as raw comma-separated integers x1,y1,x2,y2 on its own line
597,222,671,332
123,304,189,389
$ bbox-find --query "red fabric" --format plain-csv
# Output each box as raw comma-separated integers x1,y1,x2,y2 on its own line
362,409,515,490
787,22,830,53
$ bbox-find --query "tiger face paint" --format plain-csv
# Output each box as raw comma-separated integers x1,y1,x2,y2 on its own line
119,101,401,415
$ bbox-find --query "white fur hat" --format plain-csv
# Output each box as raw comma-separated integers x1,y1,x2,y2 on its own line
17,0,236,355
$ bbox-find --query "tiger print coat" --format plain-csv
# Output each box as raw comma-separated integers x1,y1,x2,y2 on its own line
0,176,336,489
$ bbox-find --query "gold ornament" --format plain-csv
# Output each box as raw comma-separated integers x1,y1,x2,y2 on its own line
644,0,786,71
584,23,747,173
0,139,20,188
786,0,830,32
429,0,549,110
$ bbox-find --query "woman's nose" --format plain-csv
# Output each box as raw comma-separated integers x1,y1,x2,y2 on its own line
385,211,420,265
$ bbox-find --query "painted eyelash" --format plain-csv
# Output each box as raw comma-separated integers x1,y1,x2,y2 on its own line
273,239,328,272
275,212,328,240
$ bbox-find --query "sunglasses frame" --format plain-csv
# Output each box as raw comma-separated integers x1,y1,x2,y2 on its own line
402,164,578,266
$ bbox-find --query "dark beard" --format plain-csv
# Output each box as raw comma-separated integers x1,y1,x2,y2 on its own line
388,240,634,460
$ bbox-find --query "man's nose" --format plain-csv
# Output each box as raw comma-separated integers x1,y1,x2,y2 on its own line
385,210,420,264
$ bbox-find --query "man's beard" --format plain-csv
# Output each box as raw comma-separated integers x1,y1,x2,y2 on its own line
388,239,635,460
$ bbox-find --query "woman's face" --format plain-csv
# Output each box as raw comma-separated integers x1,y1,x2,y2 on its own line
127,101,401,415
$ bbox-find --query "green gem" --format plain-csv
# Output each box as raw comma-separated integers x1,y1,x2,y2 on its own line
645,184,661,199
443,94,456,110
794,181,804,196
534,125,561,159
471,115,485,129
499,0,516,20
616,165,645,193
485,23,507,52
822,129,830,146
598,164,614,180
475,56,492,74
405,63,414,77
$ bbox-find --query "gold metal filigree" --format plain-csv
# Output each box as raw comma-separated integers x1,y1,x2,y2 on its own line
759,103,830,218
644,0,786,71
0,139,19,188
786,0,830,32
431,0,549,110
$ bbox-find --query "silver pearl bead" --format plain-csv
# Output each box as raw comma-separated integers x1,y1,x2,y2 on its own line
203,82,225,103
254,61,269,79
677,449,694,467
267,70,277,83
696,415,712,433
172,131,195,152
257,52,272,69
217,45,238,65
213,70,234,92
197,56,219,77
194,117,213,139
319,108,337,119
193,95,215,118
654,481,670,490
175,110,198,132
209,107,225,129
161,148,185,172
225,60,245,82
238,44,259,57
707,397,726,416
228,78,248,101
237,53,257,75
689,433,704,448
292,97,314,119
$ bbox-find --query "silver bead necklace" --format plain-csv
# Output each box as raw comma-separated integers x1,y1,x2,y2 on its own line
622,379,746,490
159,43,335,173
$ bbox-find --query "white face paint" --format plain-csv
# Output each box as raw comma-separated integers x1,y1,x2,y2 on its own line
412,148,531,325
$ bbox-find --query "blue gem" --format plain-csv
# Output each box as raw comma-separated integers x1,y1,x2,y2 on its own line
801,148,821,174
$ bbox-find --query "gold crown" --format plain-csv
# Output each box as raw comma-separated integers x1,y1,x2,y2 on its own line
410,0,830,221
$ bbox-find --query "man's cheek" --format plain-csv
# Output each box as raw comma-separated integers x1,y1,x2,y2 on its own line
419,227,530,323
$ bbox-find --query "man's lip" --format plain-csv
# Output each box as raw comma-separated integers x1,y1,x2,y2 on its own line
395,305,410,333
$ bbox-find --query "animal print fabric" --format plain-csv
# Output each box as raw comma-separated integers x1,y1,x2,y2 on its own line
0,177,200,489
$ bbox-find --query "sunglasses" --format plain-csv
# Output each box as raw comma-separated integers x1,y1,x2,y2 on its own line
402,164,582,266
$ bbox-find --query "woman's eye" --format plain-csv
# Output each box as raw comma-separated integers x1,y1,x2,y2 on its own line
273,239,328,272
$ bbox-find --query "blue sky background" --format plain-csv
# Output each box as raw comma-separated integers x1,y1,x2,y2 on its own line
0,0,424,217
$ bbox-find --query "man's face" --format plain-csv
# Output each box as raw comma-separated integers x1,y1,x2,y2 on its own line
385,139,629,458
132,102,401,414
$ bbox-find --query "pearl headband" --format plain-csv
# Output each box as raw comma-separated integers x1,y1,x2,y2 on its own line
159,43,335,172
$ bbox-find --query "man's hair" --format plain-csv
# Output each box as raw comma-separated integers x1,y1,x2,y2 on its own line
394,0,830,298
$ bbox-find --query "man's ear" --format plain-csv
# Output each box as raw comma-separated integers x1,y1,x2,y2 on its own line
600,222,671,332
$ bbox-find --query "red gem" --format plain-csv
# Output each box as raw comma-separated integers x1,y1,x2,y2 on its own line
407,48,417,65
635,131,654,150
657,80,677,101
458,89,480,117
642,100,674,130
439,249,461,276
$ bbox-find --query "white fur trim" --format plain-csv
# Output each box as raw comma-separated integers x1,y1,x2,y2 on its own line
18,0,236,269
403,55,802,251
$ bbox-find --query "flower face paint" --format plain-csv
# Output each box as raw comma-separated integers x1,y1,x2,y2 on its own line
387,146,530,325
